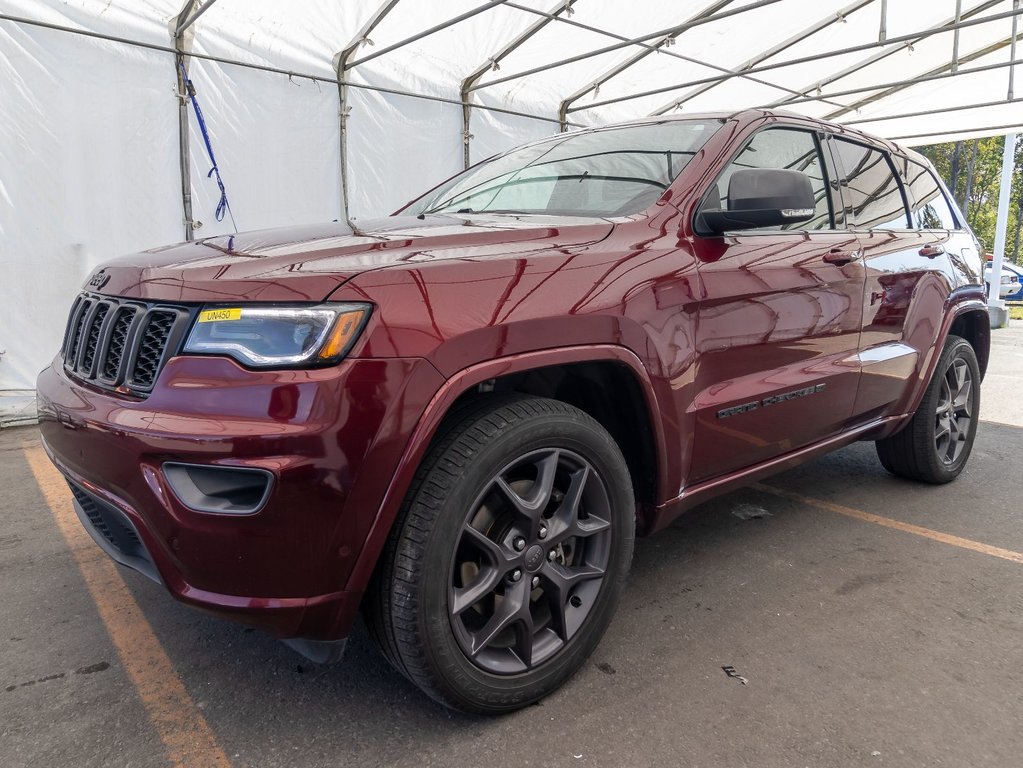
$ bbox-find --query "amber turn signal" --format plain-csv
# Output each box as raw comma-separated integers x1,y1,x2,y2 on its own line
319,309,368,360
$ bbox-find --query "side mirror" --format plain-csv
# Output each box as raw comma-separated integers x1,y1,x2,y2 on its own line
699,168,816,234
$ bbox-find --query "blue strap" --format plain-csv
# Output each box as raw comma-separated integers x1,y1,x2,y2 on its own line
179,61,236,229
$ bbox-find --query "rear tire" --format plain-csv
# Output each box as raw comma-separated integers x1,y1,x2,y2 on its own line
875,335,980,484
364,395,635,714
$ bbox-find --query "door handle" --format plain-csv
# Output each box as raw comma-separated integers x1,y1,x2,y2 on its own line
823,248,862,266
919,244,945,258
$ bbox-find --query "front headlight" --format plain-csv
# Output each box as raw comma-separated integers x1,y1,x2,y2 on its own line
183,303,371,368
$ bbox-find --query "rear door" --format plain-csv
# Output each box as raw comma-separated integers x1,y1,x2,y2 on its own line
688,126,865,482
830,140,956,420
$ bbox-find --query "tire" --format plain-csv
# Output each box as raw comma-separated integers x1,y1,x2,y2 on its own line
364,395,635,714
875,334,980,484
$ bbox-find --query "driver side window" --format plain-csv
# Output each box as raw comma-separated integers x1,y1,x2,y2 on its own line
702,128,834,231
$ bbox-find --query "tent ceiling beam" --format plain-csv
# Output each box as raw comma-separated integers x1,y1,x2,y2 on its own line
174,0,220,35
557,0,734,131
823,32,1022,120
503,1,840,124
345,0,509,70
571,4,1023,114
770,0,1000,108
844,96,1023,126
892,122,1023,141
648,0,875,117
765,56,1022,110
467,0,786,92
461,0,576,167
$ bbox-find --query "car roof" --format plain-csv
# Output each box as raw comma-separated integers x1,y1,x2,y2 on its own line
573,108,916,163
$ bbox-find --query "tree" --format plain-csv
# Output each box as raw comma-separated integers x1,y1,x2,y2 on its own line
917,135,1023,263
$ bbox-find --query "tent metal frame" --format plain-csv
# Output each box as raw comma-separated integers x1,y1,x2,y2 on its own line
768,0,1002,110
647,0,877,117
2,0,1021,241
567,5,1023,113
460,0,576,168
555,0,734,131
467,0,787,93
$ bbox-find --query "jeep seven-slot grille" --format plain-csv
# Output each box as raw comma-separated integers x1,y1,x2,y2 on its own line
61,292,190,396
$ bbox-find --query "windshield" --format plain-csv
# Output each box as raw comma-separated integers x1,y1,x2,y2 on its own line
402,119,722,218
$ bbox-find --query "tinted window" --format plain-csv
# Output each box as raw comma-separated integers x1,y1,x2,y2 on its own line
832,139,909,229
704,128,832,230
405,120,721,217
904,160,958,229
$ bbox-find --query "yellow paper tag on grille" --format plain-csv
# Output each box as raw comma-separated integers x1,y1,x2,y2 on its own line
198,308,242,323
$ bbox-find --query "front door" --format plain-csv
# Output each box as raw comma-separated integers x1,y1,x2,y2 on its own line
688,127,865,483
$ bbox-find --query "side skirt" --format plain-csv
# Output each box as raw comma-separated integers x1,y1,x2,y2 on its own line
644,414,908,534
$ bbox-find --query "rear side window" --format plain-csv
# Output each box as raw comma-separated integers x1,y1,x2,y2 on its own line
904,160,959,229
831,139,909,230
703,128,833,230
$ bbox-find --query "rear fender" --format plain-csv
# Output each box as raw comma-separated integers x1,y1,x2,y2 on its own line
871,286,988,439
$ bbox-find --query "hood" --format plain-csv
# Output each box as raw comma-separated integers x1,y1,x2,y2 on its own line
89,214,614,303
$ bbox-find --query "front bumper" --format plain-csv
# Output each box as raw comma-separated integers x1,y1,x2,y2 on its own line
36,352,442,648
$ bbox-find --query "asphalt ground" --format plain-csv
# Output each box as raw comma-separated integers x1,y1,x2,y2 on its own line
2,322,1021,768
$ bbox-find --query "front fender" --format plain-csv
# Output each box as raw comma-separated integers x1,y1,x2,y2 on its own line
338,344,667,602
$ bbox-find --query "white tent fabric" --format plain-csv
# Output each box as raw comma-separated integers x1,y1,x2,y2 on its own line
2,0,1021,422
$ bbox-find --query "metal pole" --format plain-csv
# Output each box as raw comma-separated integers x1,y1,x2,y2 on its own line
461,0,575,167
879,0,887,41
952,0,962,73
174,0,199,241
989,133,1017,320
1010,0,1021,98
334,0,401,224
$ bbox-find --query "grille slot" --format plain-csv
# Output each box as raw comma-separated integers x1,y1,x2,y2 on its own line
60,292,188,396
66,299,92,365
80,303,110,375
129,311,177,389
102,308,136,380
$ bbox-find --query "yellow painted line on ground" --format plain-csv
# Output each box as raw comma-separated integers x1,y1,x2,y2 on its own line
25,446,231,768
754,482,1023,565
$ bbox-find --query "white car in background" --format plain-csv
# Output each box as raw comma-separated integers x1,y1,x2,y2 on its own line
984,261,1022,299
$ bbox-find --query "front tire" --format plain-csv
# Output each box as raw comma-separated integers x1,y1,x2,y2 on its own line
365,395,635,714
875,334,980,484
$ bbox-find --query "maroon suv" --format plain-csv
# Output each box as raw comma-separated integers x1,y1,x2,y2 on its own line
37,109,989,713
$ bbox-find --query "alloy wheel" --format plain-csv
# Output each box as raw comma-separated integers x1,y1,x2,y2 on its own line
448,448,612,675
934,357,974,465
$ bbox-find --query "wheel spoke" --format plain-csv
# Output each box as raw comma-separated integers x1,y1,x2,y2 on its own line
953,372,972,414
495,450,560,524
542,560,605,641
451,563,502,615
469,579,529,657
546,465,611,544
461,523,508,565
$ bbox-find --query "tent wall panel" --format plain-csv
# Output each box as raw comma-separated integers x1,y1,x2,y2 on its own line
0,23,180,397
